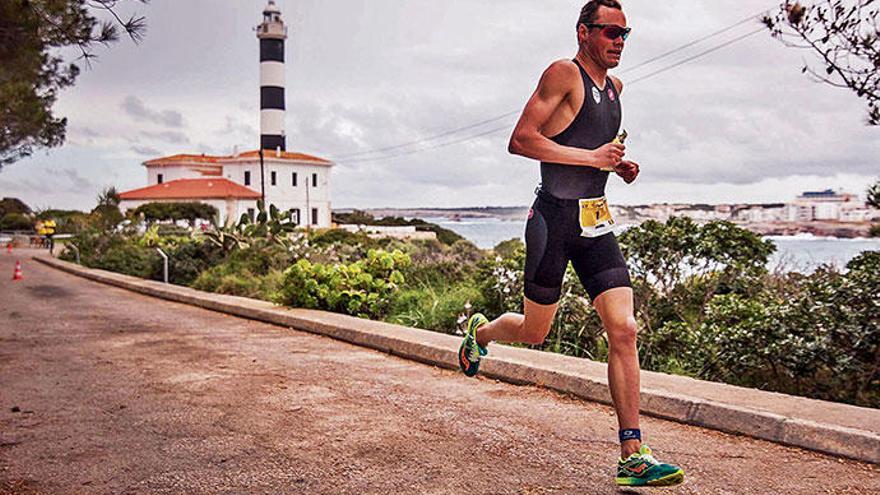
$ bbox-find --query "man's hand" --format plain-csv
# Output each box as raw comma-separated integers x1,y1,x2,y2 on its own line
615,160,639,183
593,142,626,170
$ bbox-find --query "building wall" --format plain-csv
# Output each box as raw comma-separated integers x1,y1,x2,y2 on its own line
221,159,332,228
147,166,195,185
146,165,222,185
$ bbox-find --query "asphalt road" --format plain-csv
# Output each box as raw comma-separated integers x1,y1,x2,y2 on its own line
1,252,878,494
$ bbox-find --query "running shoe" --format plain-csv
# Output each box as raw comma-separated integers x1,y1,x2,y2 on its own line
458,313,489,377
616,444,685,487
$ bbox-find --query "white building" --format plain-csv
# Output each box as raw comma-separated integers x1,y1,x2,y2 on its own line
118,1,334,227
119,149,332,226
785,189,876,222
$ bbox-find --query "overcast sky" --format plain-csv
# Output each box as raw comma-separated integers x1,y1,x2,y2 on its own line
2,0,878,211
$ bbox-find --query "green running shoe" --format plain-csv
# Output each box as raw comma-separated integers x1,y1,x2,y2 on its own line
616,444,685,487
458,313,489,377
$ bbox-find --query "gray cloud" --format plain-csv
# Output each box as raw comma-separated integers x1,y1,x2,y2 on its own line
131,145,164,156
56,168,97,193
141,130,189,144
121,96,185,128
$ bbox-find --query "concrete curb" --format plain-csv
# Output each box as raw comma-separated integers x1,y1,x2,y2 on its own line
34,255,880,464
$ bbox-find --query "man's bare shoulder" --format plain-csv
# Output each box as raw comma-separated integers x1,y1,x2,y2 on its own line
609,74,624,95
538,59,580,94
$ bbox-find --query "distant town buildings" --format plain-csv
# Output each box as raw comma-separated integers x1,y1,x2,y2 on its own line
610,189,878,225
117,1,334,227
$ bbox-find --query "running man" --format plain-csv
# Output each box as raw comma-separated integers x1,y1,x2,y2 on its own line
458,1,685,487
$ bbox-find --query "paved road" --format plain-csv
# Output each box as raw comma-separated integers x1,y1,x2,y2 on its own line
1,252,878,494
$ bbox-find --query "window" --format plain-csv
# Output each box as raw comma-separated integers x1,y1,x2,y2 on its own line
312,173,318,187
157,173,164,184
291,172,297,187
247,208,255,222
311,208,318,225
290,208,300,225
244,171,251,186
270,171,277,186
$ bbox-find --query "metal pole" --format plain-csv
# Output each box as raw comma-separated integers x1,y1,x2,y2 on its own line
156,248,169,284
68,244,80,264
259,148,266,207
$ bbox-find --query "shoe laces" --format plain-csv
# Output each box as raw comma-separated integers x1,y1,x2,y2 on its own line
467,338,482,362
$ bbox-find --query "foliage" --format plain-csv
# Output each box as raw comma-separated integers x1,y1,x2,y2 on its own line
400,239,484,288
0,1,148,168
61,230,160,279
90,203,124,230
34,208,90,234
204,200,298,253
333,210,465,245
476,240,526,316
869,178,880,209
0,197,31,217
96,186,120,207
764,1,880,124
309,228,373,248
192,240,298,299
132,201,218,225
0,212,34,231
278,249,410,319
389,284,484,333
695,251,879,406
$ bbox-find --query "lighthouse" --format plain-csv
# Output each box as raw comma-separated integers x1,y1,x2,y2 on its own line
257,1,287,151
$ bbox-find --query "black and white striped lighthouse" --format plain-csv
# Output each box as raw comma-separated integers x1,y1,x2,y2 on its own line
257,1,287,151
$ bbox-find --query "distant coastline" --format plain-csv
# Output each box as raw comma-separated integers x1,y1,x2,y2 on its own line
338,206,876,239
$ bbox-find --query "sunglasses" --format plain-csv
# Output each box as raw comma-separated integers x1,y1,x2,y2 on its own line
584,23,631,41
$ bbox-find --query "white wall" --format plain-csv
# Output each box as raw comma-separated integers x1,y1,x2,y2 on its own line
222,159,333,228
147,166,196,185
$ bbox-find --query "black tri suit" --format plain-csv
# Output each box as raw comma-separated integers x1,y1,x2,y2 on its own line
524,59,633,305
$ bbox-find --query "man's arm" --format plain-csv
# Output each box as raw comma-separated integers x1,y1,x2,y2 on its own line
608,75,640,183
508,60,624,169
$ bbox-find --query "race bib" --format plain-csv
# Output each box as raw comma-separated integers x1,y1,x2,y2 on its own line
578,196,615,238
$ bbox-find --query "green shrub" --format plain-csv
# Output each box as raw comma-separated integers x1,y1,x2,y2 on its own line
309,228,373,247
278,249,410,319
132,201,218,225
0,212,32,231
388,284,484,333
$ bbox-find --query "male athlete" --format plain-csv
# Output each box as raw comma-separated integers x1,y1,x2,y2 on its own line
459,1,685,487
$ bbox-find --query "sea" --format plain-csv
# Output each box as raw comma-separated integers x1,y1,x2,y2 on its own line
424,217,880,273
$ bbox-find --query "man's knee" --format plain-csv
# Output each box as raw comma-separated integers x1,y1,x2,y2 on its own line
606,315,638,349
519,320,552,345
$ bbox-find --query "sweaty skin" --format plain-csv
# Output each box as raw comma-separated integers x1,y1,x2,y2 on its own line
476,5,643,459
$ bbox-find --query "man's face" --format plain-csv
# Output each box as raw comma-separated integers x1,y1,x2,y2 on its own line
579,6,628,69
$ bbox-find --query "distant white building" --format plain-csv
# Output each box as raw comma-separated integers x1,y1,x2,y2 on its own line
118,1,334,227
785,189,877,222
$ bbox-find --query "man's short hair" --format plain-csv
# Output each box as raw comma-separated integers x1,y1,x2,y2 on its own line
577,0,623,30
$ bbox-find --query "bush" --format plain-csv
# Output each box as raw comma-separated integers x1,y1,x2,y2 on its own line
309,228,373,248
388,284,484,333
191,240,295,297
132,201,218,225
0,212,33,231
165,239,224,286
278,249,410,319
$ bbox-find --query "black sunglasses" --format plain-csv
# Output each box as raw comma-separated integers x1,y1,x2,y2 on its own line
584,23,631,41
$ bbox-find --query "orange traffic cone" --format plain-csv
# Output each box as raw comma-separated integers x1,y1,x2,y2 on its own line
6,243,11,254
12,260,23,281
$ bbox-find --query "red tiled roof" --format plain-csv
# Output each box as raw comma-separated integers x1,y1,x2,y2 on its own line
118,179,261,201
144,149,332,166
